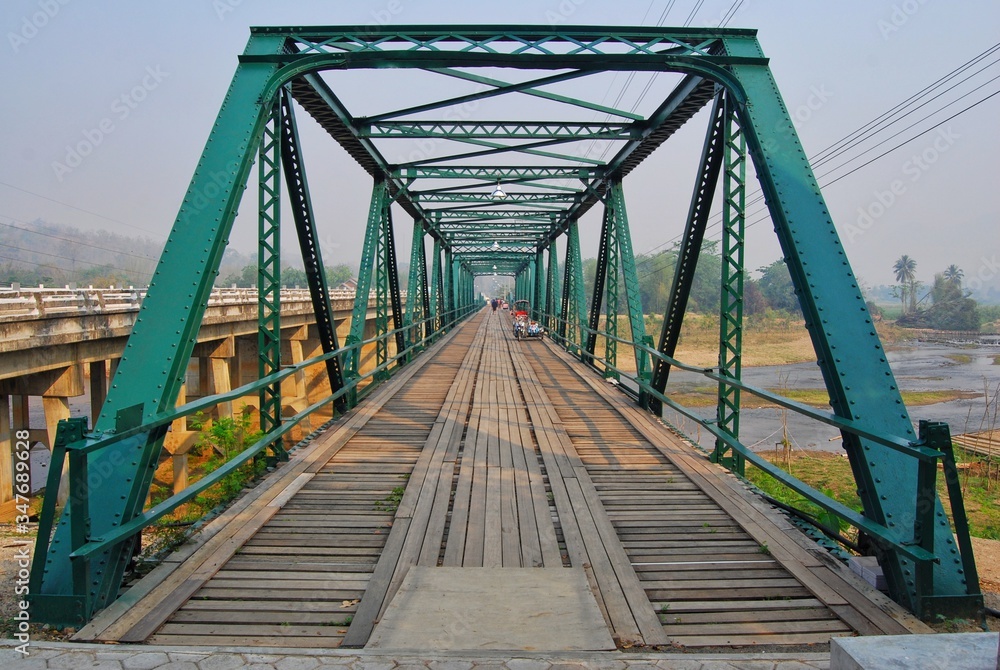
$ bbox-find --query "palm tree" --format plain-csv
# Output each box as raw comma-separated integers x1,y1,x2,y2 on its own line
943,264,964,285
893,255,917,314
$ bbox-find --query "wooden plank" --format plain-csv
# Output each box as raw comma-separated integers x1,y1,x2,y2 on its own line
563,477,645,646
539,337,931,637
342,317,489,646
80,315,467,643
508,338,668,647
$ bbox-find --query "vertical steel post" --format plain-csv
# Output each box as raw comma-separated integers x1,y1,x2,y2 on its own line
430,238,443,336
712,95,746,473
347,179,388,383
443,248,454,328
546,240,561,332
405,220,427,354
387,210,406,366
602,204,620,380
533,249,545,322
607,181,650,390
560,220,586,358
586,205,612,368
419,235,432,340
258,96,282,451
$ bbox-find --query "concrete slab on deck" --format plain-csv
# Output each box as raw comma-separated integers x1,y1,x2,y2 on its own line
831,632,999,669
366,567,616,652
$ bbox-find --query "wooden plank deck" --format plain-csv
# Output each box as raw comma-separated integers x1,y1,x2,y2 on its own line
521,337,929,647
80,308,928,650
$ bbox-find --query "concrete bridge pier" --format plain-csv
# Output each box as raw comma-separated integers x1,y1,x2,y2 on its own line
195,337,235,423
0,365,86,504
162,383,198,495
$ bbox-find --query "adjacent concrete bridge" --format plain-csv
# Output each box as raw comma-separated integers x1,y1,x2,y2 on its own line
0,286,386,503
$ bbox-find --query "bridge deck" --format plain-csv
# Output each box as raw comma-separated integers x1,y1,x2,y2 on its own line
76,311,927,650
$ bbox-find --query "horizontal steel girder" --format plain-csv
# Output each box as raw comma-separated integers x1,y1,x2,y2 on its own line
361,121,638,140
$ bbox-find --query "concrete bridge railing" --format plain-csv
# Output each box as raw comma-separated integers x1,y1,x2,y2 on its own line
0,286,362,320
0,285,394,506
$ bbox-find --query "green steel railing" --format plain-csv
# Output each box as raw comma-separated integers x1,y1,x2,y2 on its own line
543,310,979,603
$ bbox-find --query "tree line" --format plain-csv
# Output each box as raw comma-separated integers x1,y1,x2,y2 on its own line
582,241,800,319
892,255,979,330
219,263,356,290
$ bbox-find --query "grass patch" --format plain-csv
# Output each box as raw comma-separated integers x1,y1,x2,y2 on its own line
993,355,1000,366
140,408,267,565
375,485,406,513
592,313,913,373
745,449,1000,541
667,387,978,409
946,353,974,365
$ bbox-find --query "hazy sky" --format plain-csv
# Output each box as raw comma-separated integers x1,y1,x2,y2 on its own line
2,0,998,293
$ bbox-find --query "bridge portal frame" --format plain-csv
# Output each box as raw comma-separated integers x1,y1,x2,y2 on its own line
29,25,980,627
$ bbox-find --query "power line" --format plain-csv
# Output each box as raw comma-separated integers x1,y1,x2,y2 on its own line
719,0,745,27
812,52,1000,169
0,180,166,239
635,85,1000,282
0,217,159,264
810,43,1000,165
635,46,1000,261
0,240,151,278
821,86,1000,187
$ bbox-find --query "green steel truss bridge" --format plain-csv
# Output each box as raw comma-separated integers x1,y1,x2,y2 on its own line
30,25,981,631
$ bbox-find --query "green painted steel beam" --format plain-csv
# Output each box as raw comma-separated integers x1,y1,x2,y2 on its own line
423,67,644,121
404,220,427,354
361,120,637,140
402,166,598,180
431,209,557,219
258,95,283,457
346,179,389,380
559,220,587,356
30,32,290,622
427,202,568,214
607,181,650,386
650,92,725,411
722,35,978,617
364,69,599,123
413,192,579,203
397,133,606,168
713,96,746,473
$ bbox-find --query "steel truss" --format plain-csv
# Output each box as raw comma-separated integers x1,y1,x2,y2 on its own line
30,25,979,627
